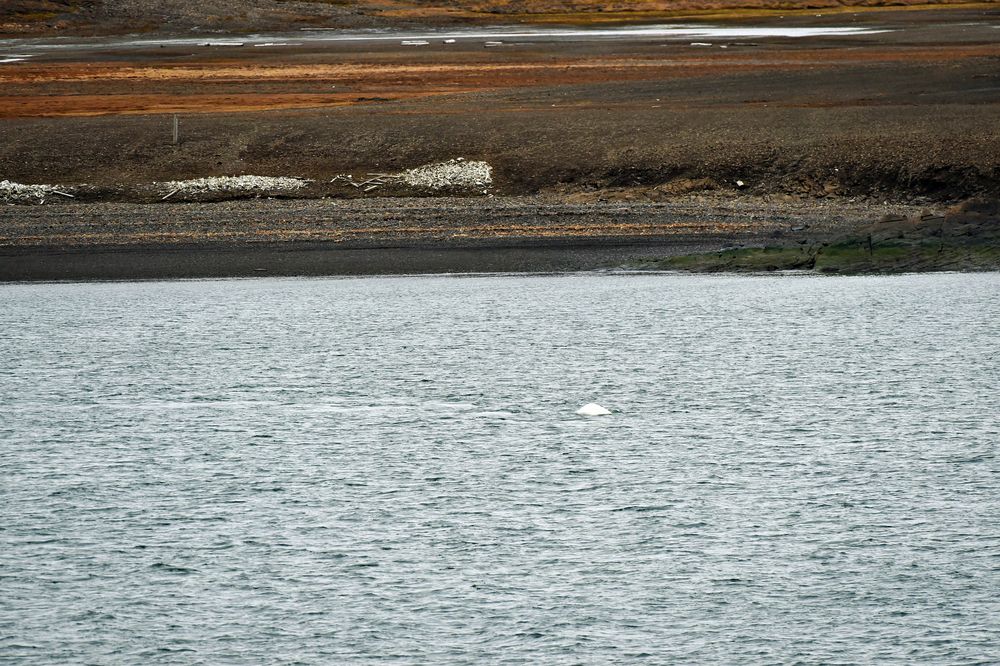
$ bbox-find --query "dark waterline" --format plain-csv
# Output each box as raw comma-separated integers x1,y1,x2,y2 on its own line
0,243,703,282
2,272,999,663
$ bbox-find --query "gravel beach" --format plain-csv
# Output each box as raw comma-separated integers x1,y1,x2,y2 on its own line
0,194,945,279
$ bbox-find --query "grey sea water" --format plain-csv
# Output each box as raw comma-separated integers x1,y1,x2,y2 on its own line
2,272,999,664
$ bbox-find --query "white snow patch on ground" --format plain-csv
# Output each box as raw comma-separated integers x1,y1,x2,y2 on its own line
398,159,492,189
0,180,62,202
160,175,311,194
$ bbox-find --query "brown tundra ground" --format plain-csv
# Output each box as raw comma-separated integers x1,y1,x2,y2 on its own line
0,4,998,278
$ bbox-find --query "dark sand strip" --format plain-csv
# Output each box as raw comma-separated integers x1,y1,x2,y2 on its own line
0,241,714,281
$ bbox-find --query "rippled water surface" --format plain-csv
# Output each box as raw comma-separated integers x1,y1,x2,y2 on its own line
2,273,999,663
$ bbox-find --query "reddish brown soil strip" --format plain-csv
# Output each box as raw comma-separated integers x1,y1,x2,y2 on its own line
6,45,998,84
0,91,468,117
3,43,997,118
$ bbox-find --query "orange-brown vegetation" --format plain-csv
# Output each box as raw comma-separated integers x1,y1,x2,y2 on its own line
2,42,998,118
379,0,1000,21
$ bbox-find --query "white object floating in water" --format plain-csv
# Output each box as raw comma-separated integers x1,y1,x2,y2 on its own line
402,40,429,46
576,403,611,416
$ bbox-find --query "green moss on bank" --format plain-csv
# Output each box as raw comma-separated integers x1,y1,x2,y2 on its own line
639,240,1000,275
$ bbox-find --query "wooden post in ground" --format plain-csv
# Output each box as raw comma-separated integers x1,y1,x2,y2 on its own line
172,114,179,145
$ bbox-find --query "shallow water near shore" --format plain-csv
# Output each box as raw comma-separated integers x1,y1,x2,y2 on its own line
0,23,889,56
2,272,999,663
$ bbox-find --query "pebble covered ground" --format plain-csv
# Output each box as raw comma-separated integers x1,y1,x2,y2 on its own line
0,194,936,250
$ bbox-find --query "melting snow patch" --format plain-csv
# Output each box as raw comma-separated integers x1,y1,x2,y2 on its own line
398,159,492,189
159,175,311,195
